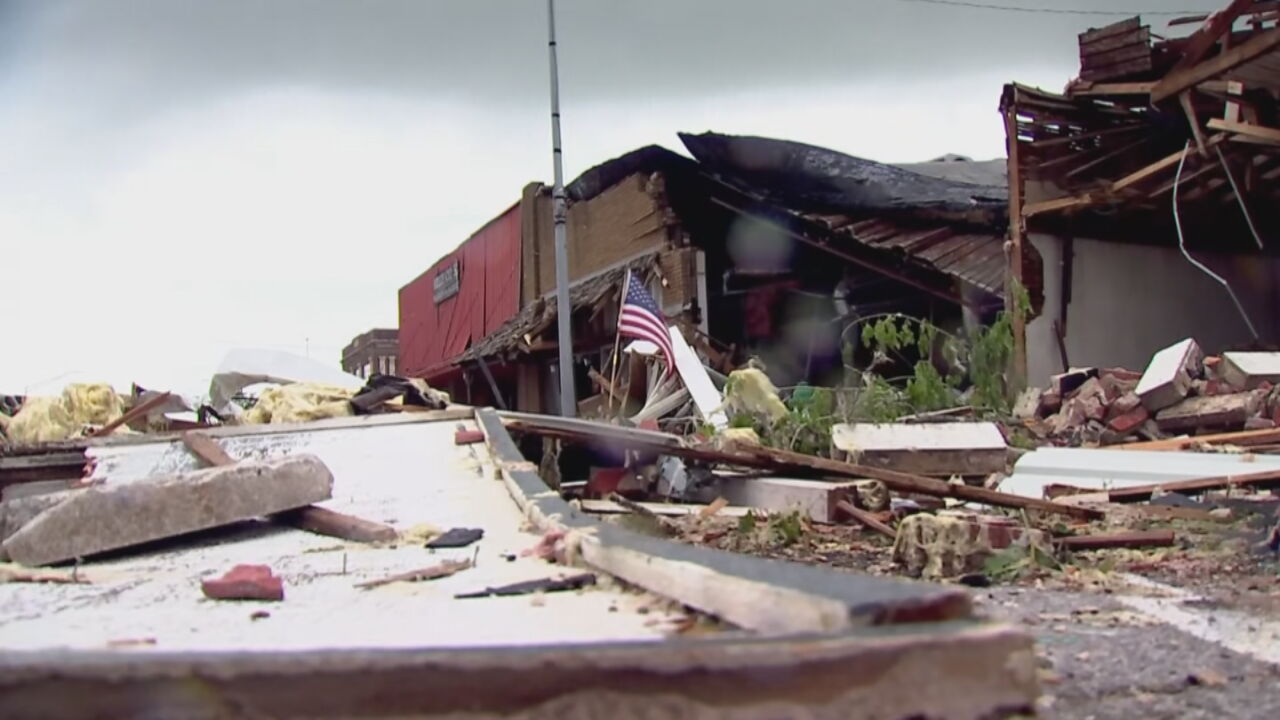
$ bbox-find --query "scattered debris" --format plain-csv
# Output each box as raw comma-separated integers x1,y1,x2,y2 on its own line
2,454,334,567
831,421,1007,476
354,557,473,590
0,562,89,584
455,572,597,599
202,564,284,601
425,527,485,549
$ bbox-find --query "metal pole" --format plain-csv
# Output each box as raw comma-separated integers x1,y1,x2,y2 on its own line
547,0,576,416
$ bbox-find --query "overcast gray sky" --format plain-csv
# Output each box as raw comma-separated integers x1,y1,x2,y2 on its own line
0,0,1203,396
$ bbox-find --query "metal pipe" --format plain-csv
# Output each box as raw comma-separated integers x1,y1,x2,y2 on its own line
1214,145,1264,250
1171,141,1259,340
547,0,576,416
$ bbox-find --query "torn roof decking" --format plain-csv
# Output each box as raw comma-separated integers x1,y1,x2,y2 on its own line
1004,7,1280,246
0,410,1037,717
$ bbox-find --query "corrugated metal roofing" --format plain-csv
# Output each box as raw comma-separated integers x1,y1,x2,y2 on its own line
1000,446,1280,499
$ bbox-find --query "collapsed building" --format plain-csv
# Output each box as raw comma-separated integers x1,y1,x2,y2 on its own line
398,132,1040,414
1003,2,1280,382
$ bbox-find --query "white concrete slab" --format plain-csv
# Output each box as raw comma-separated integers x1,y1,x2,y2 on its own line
1221,351,1280,390
0,419,683,653
1000,446,1280,498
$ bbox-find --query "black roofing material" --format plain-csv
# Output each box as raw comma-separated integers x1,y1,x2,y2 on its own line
679,131,1007,225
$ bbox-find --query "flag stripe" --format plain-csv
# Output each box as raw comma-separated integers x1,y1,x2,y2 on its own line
618,270,676,376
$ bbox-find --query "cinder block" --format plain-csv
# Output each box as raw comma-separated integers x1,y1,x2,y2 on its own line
1137,338,1202,412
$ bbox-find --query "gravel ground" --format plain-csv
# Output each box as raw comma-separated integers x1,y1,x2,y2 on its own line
976,587,1280,719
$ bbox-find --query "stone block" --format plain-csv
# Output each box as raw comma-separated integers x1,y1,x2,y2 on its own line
893,511,1050,579
1,455,333,567
1154,392,1260,433
202,564,284,601
1137,338,1202,412
1220,352,1280,391
0,489,77,546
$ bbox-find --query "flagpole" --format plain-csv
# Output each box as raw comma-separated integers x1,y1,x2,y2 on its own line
606,271,630,416
547,0,576,417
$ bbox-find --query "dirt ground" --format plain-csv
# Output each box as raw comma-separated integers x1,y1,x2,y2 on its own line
648,500,1280,718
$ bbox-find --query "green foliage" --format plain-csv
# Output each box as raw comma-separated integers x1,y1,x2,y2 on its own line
736,512,757,534
845,292,1026,421
982,542,1061,583
769,511,806,547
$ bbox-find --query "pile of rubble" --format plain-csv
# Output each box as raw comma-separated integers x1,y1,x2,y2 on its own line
1024,339,1280,447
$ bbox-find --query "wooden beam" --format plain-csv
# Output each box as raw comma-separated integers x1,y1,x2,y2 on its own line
1111,134,1227,192
181,431,398,544
1067,82,1153,97
1022,193,1095,218
1064,136,1150,179
1027,124,1143,149
835,500,897,540
588,368,624,403
89,392,172,438
1167,0,1254,72
1116,426,1280,451
1106,467,1280,503
1153,27,1280,102
1055,530,1175,551
1208,118,1280,146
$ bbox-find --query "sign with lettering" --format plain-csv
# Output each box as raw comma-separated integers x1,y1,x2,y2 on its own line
433,261,460,304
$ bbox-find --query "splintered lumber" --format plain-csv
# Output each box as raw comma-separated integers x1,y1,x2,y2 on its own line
1055,530,1175,551
830,422,1007,476
727,444,1103,521
355,558,472,589
1,455,334,567
1105,467,1280,503
275,505,399,543
499,412,1101,520
835,500,896,540
182,431,398,544
1116,426,1280,451
182,432,236,466
90,392,173,438
1152,26,1280,102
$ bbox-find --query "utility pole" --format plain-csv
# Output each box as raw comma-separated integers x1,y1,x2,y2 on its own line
547,0,576,416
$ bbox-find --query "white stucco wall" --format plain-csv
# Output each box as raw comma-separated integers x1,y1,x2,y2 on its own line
1027,234,1280,386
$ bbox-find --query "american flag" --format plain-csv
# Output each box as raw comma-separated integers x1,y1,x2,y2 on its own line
618,270,675,376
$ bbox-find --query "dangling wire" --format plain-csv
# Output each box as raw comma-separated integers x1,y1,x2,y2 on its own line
1172,141,1259,340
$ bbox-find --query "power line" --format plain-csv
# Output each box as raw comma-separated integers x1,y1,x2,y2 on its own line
899,0,1210,16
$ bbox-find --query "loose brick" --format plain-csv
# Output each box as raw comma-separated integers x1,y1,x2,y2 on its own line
202,564,284,601
1108,405,1150,434
454,429,485,445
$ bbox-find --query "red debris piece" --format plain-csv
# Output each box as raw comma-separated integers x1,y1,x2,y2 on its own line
201,564,284,601
587,467,628,497
1108,406,1151,435
454,429,485,445
637,419,660,432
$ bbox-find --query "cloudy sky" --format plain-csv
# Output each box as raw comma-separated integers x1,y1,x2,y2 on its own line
0,0,1203,397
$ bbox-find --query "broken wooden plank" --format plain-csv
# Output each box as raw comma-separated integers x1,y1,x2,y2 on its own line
830,422,1007,476
724,444,1103,521
1207,118,1280,146
835,500,896,540
1152,27,1280,102
1116,426,1280,451
1166,0,1256,72
578,499,755,519
587,368,625,404
1,455,334,566
354,558,472,590
502,412,1101,521
1055,530,1175,551
89,392,173,438
1136,338,1202,412
1105,467,1280,503
275,505,399,544
182,431,235,466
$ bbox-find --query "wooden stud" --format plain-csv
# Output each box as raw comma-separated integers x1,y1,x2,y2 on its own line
1153,27,1280,103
